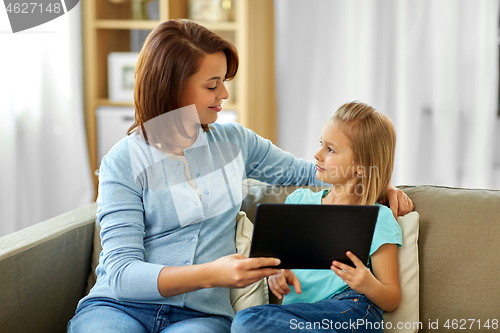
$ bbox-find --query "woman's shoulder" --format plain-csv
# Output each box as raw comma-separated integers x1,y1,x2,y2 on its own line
286,188,324,204
101,133,159,170
102,135,132,161
208,122,248,139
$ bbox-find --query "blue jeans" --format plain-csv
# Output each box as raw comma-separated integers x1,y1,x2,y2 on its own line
231,289,383,333
67,297,231,333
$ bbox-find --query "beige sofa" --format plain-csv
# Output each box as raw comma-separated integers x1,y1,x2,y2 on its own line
1,182,499,333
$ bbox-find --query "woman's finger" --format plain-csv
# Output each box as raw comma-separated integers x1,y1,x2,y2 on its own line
245,257,281,270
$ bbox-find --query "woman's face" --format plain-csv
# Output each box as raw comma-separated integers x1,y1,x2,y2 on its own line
181,51,230,125
314,121,360,186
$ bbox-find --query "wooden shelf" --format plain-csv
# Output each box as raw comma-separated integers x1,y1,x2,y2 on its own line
94,20,162,30
195,21,239,31
97,99,134,107
93,20,238,31
96,99,239,111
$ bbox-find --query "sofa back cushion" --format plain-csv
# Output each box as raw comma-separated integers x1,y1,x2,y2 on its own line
398,185,500,332
241,180,324,221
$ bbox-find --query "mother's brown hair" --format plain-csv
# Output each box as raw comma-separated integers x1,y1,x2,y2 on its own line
128,19,239,141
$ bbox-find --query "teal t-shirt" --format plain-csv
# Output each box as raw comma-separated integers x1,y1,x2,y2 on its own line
282,188,402,305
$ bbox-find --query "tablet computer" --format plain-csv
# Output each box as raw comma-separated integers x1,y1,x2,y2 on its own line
249,203,379,269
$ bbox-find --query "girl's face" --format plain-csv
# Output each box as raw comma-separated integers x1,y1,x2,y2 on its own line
181,51,230,125
314,121,360,186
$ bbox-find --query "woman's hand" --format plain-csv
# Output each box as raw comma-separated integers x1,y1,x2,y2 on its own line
268,269,301,300
331,251,377,295
208,254,281,289
386,184,414,218
157,254,280,298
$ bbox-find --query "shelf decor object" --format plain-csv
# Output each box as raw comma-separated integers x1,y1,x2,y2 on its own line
108,52,140,102
106,0,155,20
188,0,234,22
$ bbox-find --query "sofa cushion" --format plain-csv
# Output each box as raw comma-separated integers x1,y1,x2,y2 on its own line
230,211,269,312
85,220,101,295
384,211,420,332
399,185,500,332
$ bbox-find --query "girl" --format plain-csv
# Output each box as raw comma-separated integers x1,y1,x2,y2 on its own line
68,19,410,333
232,102,402,333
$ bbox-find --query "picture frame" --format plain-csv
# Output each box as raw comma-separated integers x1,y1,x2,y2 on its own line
188,0,233,22
108,52,140,102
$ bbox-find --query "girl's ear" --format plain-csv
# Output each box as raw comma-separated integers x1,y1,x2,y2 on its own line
356,165,364,177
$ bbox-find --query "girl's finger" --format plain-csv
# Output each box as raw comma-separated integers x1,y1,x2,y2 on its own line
270,276,289,297
291,276,302,294
345,251,365,268
268,278,283,299
332,260,355,275
279,275,292,294
331,265,350,283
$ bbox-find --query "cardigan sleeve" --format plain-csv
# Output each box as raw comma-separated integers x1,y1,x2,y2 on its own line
229,123,325,186
96,153,165,301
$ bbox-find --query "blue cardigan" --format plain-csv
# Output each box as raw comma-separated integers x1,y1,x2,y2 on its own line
81,122,323,320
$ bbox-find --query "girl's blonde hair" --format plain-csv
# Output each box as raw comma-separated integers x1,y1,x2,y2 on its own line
332,101,396,205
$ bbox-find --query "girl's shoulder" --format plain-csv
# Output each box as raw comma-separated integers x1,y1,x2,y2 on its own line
371,203,402,250
286,188,324,204
374,203,397,223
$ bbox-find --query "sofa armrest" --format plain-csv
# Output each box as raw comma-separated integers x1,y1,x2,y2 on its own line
0,203,98,333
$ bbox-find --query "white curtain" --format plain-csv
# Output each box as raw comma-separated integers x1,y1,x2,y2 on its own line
0,4,93,237
275,0,499,189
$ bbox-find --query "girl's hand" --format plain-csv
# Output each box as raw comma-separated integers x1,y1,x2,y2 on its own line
208,254,281,289
386,185,414,218
268,269,301,300
331,251,377,295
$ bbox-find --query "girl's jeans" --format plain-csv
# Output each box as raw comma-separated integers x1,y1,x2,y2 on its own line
231,288,384,333
67,297,231,333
